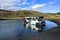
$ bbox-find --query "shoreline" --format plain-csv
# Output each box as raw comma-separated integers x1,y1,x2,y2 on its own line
49,19,60,26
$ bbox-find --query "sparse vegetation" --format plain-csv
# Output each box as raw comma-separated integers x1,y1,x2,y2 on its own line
0,9,60,19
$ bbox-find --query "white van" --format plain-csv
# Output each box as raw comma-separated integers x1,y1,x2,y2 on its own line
23,16,45,32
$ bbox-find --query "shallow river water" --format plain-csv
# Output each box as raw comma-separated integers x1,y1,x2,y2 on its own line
0,19,58,40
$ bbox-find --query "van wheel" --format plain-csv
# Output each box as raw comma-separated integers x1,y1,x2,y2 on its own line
42,21,45,26
42,24,45,26
38,27,43,32
24,24,26,28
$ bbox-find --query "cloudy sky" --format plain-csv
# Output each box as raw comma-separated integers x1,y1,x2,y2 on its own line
0,0,60,13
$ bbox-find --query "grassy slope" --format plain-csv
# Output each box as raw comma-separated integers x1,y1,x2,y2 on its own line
0,10,45,19
0,9,60,19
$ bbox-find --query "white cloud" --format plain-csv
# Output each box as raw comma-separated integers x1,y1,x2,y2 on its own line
21,4,46,10
0,0,16,6
21,7,28,10
16,0,29,5
0,0,36,11
47,1,56,8
31,4,46,10
0,0,18,10
47,0,57,8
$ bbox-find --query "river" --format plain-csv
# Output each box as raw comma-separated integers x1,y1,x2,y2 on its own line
0,19,58,40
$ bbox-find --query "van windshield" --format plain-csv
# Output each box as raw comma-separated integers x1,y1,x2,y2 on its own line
27,18,31,20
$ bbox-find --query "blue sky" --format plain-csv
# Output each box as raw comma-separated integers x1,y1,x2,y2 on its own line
0,0,60,13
